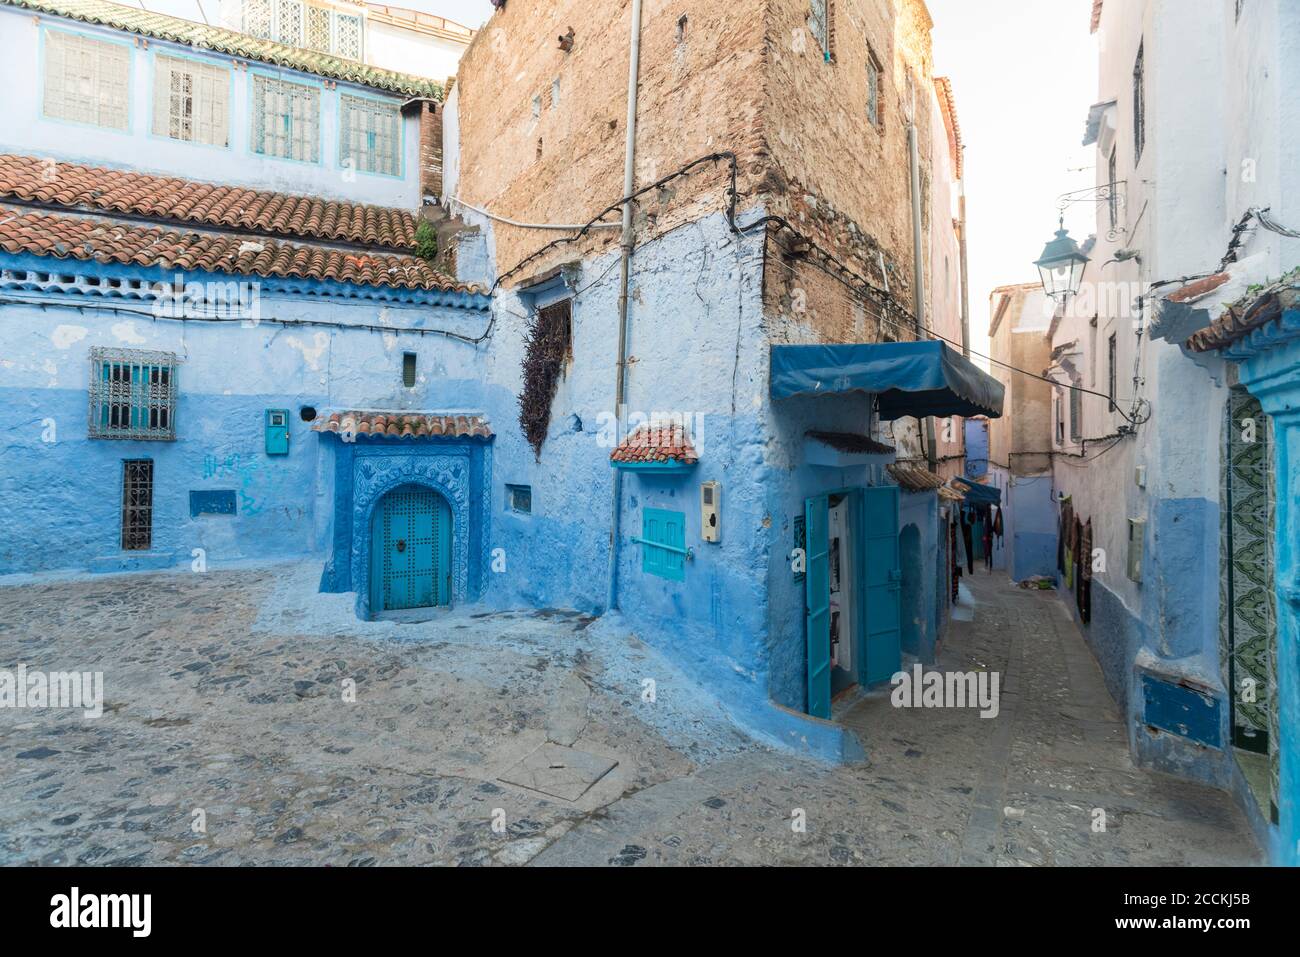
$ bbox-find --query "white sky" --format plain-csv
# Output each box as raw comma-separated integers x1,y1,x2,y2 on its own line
151,0,1097,358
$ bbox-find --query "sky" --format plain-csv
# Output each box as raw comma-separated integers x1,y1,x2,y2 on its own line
152,0,1097,355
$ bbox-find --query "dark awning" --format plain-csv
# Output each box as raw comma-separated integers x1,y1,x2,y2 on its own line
951,477,1002,506
769,340,1005,420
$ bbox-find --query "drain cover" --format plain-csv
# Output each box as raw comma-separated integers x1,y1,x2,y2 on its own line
498,743,618,801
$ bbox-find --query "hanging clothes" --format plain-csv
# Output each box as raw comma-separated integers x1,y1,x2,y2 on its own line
1079,519,1093,624
992,505,1004,540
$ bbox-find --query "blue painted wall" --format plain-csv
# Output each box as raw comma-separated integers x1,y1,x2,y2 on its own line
1007,474,1058,582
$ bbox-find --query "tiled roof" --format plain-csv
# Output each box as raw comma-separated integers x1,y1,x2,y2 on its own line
312,412,492,438
938,486,965,503
1090,0,1104,33
2,0,443,97
933,77,963,180
609,424,699,464
0,155,418,251
806,431,895,455
887,464,947,494
0,205,474,292
1186,287,1300,354
1166,272,1230,304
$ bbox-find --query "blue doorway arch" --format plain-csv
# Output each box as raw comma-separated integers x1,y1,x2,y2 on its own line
369,483,453,616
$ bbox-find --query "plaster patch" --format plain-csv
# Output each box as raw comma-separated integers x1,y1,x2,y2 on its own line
42,358,58,386
286,332,330,371
111,321,147,345
51,325,88,350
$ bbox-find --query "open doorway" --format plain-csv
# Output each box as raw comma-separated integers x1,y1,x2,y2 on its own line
805,486,902,719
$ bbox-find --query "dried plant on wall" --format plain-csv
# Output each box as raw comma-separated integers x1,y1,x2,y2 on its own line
517,300,572,460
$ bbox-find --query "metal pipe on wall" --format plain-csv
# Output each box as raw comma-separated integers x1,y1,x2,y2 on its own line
909,120,938,471
607,0,644,612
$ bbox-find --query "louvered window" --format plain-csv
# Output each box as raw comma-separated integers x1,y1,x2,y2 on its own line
339,94,401,176
43,29,130,130
153,55,229,146
89,348,179,441
252,74,320,162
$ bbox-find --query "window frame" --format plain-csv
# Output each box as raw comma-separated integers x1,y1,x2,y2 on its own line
1108,332,1119,413
121,459,155,551
808,0,832,61
250,72,322,164
152,52,232,148
1133,40,1146,163
89,347,180,442
866,44,884,130
338,91,404,178
41,27,132,132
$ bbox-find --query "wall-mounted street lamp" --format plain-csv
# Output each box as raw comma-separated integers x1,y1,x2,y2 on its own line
1034,218,1089,301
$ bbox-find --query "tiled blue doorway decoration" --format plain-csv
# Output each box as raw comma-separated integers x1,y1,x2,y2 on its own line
319,437,492,619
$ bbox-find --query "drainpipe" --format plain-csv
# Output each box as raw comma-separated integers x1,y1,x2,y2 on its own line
909,120,937,471
607,0,643,613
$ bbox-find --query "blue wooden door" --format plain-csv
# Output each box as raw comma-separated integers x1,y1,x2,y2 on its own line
861,486,902,685
805,494,832,719
372,485,451,614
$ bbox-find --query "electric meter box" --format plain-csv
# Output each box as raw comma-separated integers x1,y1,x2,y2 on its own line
701,481,721,543
266,409,290,455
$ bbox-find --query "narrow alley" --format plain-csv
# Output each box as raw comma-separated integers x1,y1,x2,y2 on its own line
0,564,1259,867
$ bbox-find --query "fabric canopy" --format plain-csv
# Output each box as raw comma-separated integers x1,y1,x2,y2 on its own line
951,477,1002,506
769,340,1005,420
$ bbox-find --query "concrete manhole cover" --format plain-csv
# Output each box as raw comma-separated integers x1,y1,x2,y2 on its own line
498,743,618,801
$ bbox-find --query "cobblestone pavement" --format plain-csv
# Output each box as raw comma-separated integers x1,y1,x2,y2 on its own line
0,563,1261,866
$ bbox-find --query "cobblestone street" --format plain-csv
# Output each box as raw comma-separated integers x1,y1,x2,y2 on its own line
0,563,1261,866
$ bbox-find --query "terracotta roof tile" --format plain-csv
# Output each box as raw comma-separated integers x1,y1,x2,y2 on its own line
0,154,418,250
1186,287,1300,353
312,412,492,438
1166,272,1230,304
0,206,474,293
886,464,947,493
609,423,699,464
3,0,443,97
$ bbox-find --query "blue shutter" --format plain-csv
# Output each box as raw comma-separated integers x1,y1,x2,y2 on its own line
640,508,686,582
862,486,902,684
805,494,832,719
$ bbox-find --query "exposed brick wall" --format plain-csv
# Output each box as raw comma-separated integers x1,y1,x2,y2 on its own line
453,0,939,345
419,101,444,203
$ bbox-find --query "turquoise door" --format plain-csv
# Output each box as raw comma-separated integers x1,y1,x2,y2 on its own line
805,494,833,719
370,485,452,615
861,486,902,684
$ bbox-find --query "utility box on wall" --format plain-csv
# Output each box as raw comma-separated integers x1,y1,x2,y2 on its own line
1127,518,1145,582
265,409,290,455
701,481,721,543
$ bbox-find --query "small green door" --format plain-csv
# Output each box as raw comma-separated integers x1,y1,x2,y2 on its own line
805,494,833,719
371,485,452,615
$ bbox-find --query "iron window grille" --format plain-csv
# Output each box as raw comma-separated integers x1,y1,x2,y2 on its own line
121,459,154,551
808,1,831,61
243,0,364,61
89,348,179,441
1107,333,1118,412
1069,382,1082,443
506,484,532,514
867,47,883,128
339,94,401,176
154,54,230,147
43,29,130,130
1133,41,1146,162
252,74,321,163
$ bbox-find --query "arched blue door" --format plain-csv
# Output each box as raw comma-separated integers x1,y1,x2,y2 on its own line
370,484,452,615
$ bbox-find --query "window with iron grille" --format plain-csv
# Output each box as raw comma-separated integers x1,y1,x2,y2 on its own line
1107,147,1118,231
867,46,883,128
43,29,130,130
1069,382,1082,443
153,55,230,146
252,74,321,162
89,348,179,441
1108,332,1118,412
1133,41,1146,162
808,0,830,60
339,94,401,175
121,459,154,551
